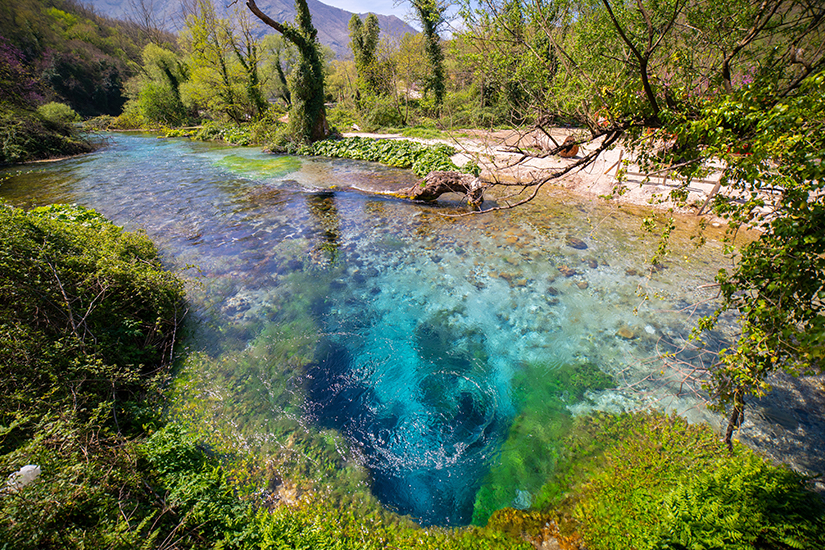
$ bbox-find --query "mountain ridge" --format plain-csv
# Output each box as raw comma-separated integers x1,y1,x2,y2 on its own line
82,0,417,58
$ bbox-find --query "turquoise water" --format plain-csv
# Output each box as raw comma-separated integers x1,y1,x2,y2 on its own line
0,134,735,525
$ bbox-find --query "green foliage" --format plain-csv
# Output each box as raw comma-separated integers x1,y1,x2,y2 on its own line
411,0,446,110
128,43,192,127
0,0,165,116
671,72,825,417
142,423,254,547
349,13,384,97
298,136,468,177
0,203,193,548
0,203,184,427
571,413,825,550
247,0,328,143
0,102,92,164
36,101,79,126
249,499,532,550
472,361,614,525
658,455,825,549
358,94,405,131
189,121,254,145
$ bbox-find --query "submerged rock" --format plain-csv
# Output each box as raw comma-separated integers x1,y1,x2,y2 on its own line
558,265,578,277
616,325,636,339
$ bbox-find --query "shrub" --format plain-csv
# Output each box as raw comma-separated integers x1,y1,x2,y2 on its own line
37,101,80,127
359,94,405,131
0,103,92,164
571,413,825,550
0,203,185,427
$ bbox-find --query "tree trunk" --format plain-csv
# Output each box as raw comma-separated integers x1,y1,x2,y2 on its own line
723,387,745,451
246,0,328,142
403,171,485,209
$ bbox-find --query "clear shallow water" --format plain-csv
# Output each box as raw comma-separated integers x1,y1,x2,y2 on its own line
1,134,735,525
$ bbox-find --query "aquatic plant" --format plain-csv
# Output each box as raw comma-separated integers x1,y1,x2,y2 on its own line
472,361,615,525
297,136,473,177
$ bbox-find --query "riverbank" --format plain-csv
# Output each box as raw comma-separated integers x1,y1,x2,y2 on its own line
343,128,727,222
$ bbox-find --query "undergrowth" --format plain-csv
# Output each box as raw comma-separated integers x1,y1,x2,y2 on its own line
296,136,477,177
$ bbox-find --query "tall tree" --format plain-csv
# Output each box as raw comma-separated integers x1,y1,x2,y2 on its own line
228,4,268,117
183,0,243,122
411,0,447,110
246,0,329,142
349,13,382,98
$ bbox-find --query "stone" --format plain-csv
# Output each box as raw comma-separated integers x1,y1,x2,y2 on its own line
577,281,589,289
566,236,588,249
583,258,598,269
617,326,636,339
558,265,578,277
514,278,529,287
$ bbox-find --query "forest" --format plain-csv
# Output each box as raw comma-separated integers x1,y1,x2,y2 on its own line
1,0,825,548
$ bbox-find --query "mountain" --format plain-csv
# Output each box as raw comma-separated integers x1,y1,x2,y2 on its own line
82,0,418,58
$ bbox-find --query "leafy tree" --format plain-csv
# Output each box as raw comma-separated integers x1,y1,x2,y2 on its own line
458,0,825,446
349,13,383,99
182,0,245,122
411,0,447,111
246,0,329,143
227,3,269,118
123,43,191,126
261,34,297,106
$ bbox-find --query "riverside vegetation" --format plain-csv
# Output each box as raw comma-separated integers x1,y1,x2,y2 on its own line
1,203,823,547
2,0,825,547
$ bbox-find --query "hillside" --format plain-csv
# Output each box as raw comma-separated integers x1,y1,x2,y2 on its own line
83,0,418,58
0,0,169,116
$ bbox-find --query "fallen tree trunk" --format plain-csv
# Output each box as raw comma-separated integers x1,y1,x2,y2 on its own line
403,171,486,209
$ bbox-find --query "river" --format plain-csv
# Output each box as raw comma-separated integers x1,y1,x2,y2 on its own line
2,133,820,525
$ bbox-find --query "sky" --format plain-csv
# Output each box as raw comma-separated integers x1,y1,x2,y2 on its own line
322,0,412,19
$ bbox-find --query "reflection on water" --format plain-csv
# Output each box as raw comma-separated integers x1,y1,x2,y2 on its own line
0,134,736,525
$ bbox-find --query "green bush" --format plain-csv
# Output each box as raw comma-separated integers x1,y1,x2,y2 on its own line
37,101,80,127
111,99,148,129
192,121,254,146
0,103,92,164
0,203,190,549
570,413,825,550
657,454,825,549
0,203,184,428
359,95,405,131
327,104,358,132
